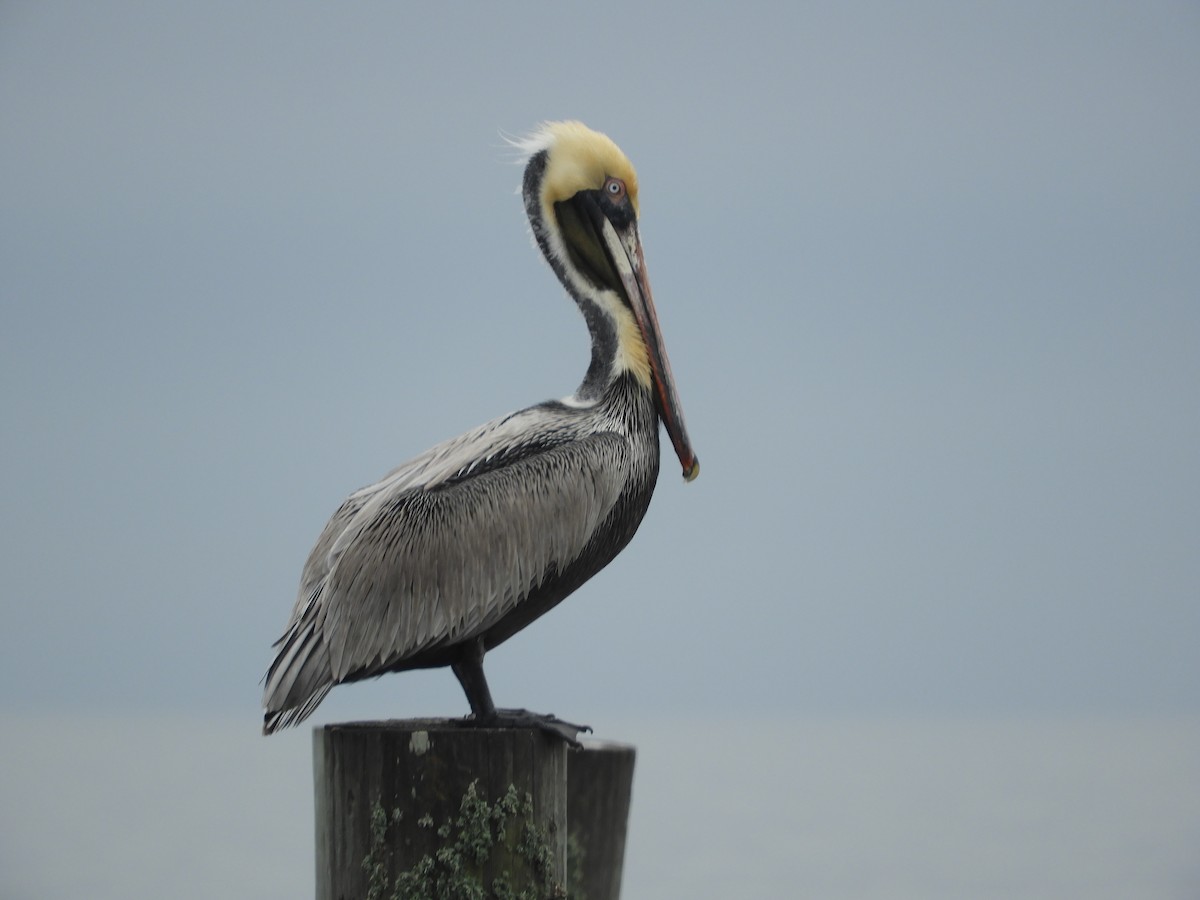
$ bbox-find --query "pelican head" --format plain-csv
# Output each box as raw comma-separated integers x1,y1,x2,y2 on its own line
517,121,699,482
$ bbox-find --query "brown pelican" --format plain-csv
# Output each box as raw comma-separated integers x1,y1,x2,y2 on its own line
262,121,698,740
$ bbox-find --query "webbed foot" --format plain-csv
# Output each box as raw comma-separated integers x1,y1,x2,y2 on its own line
461,708,591,747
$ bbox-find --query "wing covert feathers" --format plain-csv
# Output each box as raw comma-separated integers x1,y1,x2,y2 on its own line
261,429,630,732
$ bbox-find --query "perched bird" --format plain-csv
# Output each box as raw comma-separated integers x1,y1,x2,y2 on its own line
262,121,698,740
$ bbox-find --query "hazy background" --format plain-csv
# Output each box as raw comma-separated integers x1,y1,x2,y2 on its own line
2,2,1198,897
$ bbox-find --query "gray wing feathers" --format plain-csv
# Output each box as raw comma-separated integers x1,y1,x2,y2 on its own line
323,433,629,679
262,615,332,732
263,423,629,728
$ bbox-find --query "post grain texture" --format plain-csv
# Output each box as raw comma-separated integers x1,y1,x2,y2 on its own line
314,720,568,900
568,739,636,900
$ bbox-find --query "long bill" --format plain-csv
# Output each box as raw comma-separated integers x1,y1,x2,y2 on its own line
599,216,700,482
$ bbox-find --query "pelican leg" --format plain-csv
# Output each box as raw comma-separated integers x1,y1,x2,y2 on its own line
451,638,591,746
451,638,498,719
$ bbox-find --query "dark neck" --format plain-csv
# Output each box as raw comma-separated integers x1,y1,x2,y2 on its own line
523,150,622,402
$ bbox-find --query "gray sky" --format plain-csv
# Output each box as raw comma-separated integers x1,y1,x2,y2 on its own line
2,0,1197,725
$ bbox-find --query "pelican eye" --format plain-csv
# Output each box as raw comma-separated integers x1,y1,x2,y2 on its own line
604,177,625,199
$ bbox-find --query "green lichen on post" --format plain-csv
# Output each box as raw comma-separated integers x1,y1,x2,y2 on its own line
364,803,405,900
362,781,565,900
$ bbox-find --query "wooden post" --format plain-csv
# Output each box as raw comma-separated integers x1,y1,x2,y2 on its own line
314,720,569,899
568,740,636,900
